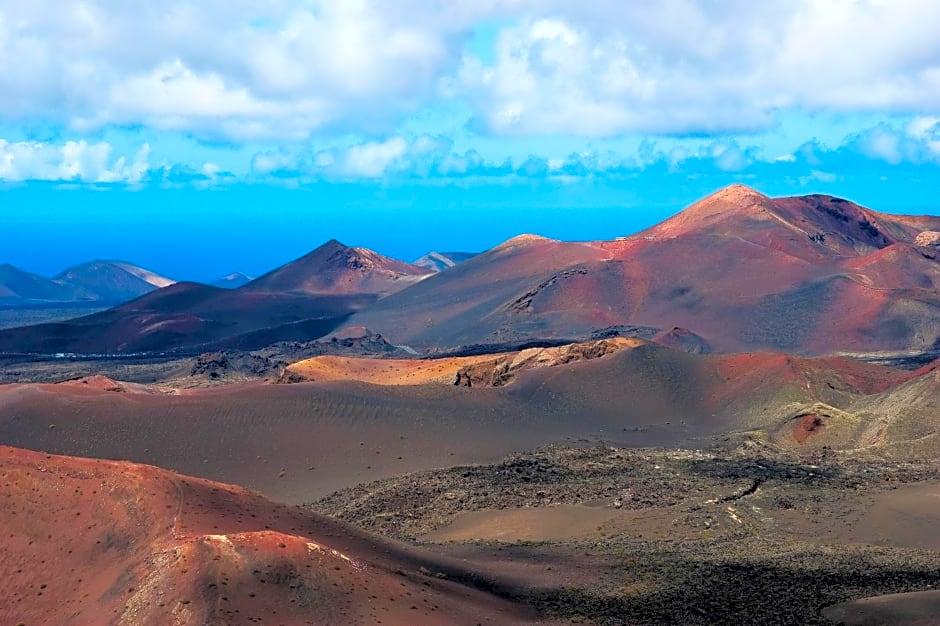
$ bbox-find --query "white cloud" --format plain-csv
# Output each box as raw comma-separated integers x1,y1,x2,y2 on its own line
0,1,461,141
858,126,904,164
1,1,940,141
454,1,940,136
0,139,150,183
851,118,940,164
251,136,446,179
342,137,410,177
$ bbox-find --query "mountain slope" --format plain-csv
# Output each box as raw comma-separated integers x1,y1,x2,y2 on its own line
413,251,479,273
0,264,90,302
55,260,175,301
0,241,436,353
344,234,612,351
0,445,536,625
0,281,366,353
211,271,252,288
342,186,940,354
245,239,432,296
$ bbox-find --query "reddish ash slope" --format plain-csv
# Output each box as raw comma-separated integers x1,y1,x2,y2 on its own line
244,239,432,296
345,234,612,350
347,185,940,354
0,446,537,625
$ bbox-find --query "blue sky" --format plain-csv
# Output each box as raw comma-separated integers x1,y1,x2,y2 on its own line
2,1,940,281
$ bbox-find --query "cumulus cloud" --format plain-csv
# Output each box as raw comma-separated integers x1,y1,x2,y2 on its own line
0,1,461,141
0,140,150,183
849,118,940,164
455,1,940,136
1,1,939,141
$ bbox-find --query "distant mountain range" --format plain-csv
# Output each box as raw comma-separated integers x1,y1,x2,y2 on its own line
0,260,174,304
413,251,479,273
211,272,253,289
0,241,450,353
1,184,939,356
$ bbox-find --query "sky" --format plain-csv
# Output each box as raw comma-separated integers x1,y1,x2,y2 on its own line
2,0,940,281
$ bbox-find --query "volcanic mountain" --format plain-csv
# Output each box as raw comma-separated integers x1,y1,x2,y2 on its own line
54,260,175,301
0,264,89,302
0,280,370,354
413,251,478,273
343,234,612,351
0,260,174,304
345,185,940,355
211,271,253,289
244,239,432,296
0,242,429,353
0,445,535,625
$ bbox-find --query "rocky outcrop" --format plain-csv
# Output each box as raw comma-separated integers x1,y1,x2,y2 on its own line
653,327,712,354
56,374,127,392
511,268,589,312
453,337,639,387
914,231,940,247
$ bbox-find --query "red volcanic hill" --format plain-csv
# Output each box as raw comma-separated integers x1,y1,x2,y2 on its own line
344,185,940,355
345,234,612,351
0,446,535,625
244,239,432,296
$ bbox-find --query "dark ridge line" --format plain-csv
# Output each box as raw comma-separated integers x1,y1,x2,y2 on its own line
717,479,763,503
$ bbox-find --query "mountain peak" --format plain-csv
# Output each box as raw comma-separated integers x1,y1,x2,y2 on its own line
244,240,430,296
319,238,347,250
688,183,772,214
493,234,556,252
413,251,479,273
645,184,776,238
713,183,768,201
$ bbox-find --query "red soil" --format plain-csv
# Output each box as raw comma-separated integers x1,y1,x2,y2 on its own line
0,446,538,625
792,413,826,444
709,352,907,407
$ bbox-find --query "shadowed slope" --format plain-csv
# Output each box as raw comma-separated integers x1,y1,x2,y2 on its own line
823,590,940,625
0,282,361,353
